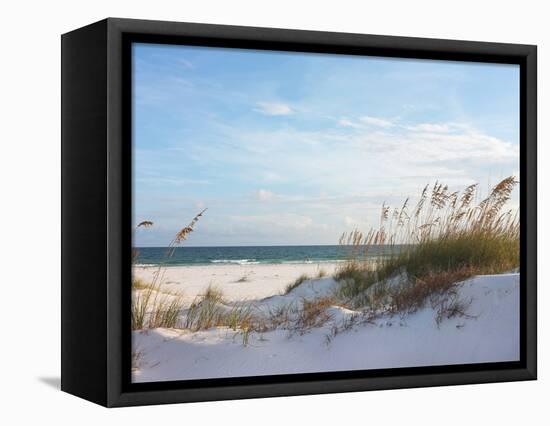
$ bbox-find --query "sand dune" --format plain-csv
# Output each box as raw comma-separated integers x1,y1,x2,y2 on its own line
132,268,520,383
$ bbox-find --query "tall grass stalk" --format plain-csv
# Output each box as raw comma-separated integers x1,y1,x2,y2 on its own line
336,177,519,310
131,210,206,330
150,209,207,288
131,281,185,330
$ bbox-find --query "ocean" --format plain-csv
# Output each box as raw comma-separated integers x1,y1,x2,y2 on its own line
133,245,395,266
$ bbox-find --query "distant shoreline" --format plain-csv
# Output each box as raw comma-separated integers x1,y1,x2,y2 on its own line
134,259,349,267
133,245,392,268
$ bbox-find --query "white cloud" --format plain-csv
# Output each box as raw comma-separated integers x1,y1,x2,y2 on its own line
344,216,359,227
338,118,361,128
197,119,518,198
401,131,518,163
256,189,274,201
255,102,293,116
409,123,451,133
338,115,394,129
359,115,394,128
178,59,194,69
144,120,518,245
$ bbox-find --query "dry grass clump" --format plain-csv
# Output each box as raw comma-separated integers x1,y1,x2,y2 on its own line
131,283,185,330
203,284,224,303
334,261,381,303
335,177,519,319
284,273,310,294
183,285,255,332
387,266,474,316
316,268,327,278
131,210,206,330
131,209,255,343
434,291,474,327
132,277,153,291
148,294,185,329
262,297,349,337
264,303,295,330
294,297,335,331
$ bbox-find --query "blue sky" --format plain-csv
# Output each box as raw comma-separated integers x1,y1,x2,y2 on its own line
132,43,520,247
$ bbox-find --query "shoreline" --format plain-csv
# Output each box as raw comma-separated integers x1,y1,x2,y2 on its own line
134,259,347,267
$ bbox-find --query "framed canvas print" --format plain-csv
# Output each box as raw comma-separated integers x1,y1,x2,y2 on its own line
61,18,537,407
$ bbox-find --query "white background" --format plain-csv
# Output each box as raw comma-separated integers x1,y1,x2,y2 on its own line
0,0,546,424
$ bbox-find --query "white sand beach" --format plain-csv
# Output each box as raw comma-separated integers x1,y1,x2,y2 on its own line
132,264,520,383
133,262,340,306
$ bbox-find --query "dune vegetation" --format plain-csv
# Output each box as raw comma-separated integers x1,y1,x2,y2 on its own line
131,209,206,330
335,176,519,312
131,177,519,347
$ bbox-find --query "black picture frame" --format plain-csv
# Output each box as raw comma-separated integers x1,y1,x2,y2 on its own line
61,17,537,407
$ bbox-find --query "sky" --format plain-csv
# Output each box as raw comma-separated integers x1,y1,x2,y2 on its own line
132,43,520,247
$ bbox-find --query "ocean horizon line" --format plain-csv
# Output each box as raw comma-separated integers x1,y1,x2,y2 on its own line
133,243,407,248
132,245,395,267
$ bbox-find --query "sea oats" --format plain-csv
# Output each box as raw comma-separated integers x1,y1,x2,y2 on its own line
335,177,519,313
137,220,154,228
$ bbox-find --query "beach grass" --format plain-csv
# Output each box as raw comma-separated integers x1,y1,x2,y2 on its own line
335,177,519,313
131,210,259,340
131,210,205,330
131,281,185,330
131,277,153,291
284,273,310,294
183,285,256,332
317,268,327,278
295,297,335,331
